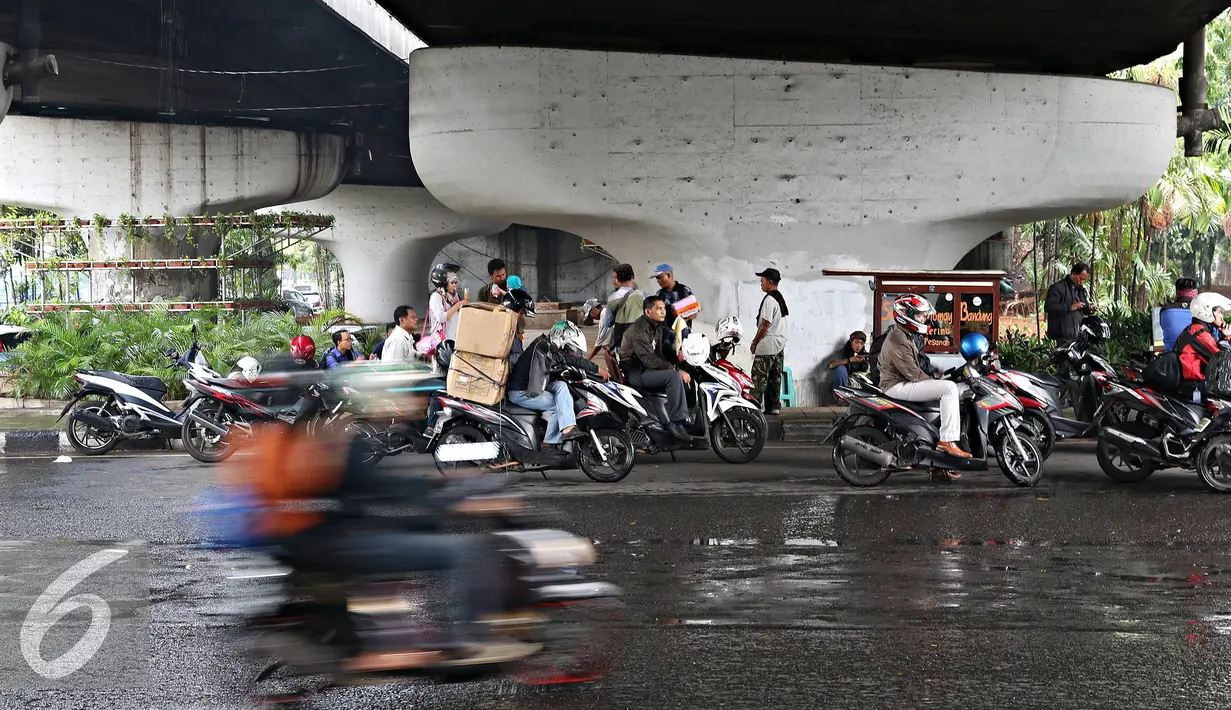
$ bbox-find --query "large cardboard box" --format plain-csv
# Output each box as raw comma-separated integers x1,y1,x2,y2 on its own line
446,351,510,405
454,303,519,358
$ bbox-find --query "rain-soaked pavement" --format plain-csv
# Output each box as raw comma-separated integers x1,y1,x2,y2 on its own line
2,444,1231,708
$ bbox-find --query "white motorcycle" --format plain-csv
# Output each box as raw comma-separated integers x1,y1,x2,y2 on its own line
58,326,222,455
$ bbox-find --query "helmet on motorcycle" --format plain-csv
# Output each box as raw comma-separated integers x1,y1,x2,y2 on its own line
682,332,711,367
290,335,316,362
230,356,262,383
429,263,461,290
1079,314,1111,340
716,316,743,343
892,293,934,335
549,321,587,355
501,288,536,317
959,333,990,361
1190,292,1231,324
435,339,456,372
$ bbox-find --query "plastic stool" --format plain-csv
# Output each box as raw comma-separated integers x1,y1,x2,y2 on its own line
779,366,796,408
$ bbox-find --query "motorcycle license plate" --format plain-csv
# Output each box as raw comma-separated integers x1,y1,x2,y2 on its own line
436,441,500,462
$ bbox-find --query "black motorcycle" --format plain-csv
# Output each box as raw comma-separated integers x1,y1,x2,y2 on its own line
426,366,636,483
827,352,1044,487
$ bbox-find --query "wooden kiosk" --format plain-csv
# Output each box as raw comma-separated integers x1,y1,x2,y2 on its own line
821,269,1007,354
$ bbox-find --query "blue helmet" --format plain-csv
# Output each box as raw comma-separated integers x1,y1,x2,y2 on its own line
960,332,990,360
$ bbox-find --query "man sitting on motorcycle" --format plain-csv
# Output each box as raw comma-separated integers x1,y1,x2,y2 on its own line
506,321,607,446
879,293,971,464
1176,292,1231,398
620,296,693,440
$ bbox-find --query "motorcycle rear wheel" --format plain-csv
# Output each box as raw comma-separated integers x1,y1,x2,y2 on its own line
65,396,120,455
1095,422,1158,483
433,423,502,475
182,401,238,464
831,425,893,487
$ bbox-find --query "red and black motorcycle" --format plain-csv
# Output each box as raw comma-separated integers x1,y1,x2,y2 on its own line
180,371,327,464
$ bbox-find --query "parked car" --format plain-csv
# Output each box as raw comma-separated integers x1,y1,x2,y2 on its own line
280,290,315,318
293,285,324,313
0,325,32,363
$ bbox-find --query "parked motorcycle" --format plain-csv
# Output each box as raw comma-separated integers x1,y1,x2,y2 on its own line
58,327,222,455
827,349,1044,487
180,370,327,464
427,365,637,483
1095,379,1231,491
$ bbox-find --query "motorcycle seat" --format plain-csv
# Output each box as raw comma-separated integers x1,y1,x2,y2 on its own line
498,402,542,417
92,371,167,398
882,396,940,414
1017,371,1063,390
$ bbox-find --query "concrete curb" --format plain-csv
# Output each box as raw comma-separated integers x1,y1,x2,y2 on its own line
0,430,186,455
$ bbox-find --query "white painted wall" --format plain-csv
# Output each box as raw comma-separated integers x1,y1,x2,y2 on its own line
285,185,508,322
409,47,1176,405
0,115,345,216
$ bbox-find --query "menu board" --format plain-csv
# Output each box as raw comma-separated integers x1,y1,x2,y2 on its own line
960,292,994,341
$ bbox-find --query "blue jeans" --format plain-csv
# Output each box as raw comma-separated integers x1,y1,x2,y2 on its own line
508,381,576,444
832,364,850,390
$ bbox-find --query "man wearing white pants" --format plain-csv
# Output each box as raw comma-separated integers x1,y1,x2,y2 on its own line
878,294,971,465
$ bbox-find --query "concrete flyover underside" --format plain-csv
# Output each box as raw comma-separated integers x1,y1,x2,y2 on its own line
409,47,1176,405
288,185,508,323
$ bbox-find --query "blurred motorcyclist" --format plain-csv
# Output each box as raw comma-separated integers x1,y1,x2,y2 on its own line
233,422,519,668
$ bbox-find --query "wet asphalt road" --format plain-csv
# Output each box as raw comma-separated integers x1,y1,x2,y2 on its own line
2,443,1231,708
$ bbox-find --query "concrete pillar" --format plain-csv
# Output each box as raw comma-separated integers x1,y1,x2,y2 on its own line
0,115,345,301
409,47,1176,405
286,185,509,323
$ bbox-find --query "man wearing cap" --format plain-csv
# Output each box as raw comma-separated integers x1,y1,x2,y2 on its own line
654,264,699,357
750,267,789,415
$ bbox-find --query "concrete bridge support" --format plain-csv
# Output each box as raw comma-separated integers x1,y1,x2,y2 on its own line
0,115,344,301
408,47,1176,404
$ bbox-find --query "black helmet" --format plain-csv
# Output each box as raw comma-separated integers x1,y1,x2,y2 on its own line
429,263,460,290
435,339,456,372
501,288,536,317
1080,315,1110,342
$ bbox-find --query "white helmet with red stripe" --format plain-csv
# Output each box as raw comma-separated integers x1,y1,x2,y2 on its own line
892,293,934,334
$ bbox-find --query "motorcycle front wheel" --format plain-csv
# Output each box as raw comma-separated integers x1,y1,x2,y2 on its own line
994,424,1043,487
577,428,635,483
182,401,238,464
1196,435,1231,493
710,408,766,464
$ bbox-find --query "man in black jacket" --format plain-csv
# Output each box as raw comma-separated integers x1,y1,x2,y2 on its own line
506,321,605,445
620,296,692,439
1045,263,1093,345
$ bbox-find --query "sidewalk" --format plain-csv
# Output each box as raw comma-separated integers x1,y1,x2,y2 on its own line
0,399,843,455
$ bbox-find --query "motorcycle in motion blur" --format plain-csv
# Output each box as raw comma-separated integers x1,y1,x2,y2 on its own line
828,333,1044,487
180,369,327,463
58,325,222,455
204,473,622,697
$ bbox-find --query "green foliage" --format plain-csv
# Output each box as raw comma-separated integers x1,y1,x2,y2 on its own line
997,328,1055,373
3,307,356,400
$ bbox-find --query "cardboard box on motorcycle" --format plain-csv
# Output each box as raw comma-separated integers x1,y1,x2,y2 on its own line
454,303,519,358
446,303,519,405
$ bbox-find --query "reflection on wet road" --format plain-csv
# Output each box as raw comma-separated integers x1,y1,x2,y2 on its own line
3,450,1231,708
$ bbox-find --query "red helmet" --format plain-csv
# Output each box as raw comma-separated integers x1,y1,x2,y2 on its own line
892,293,935,335
290,335,316,361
